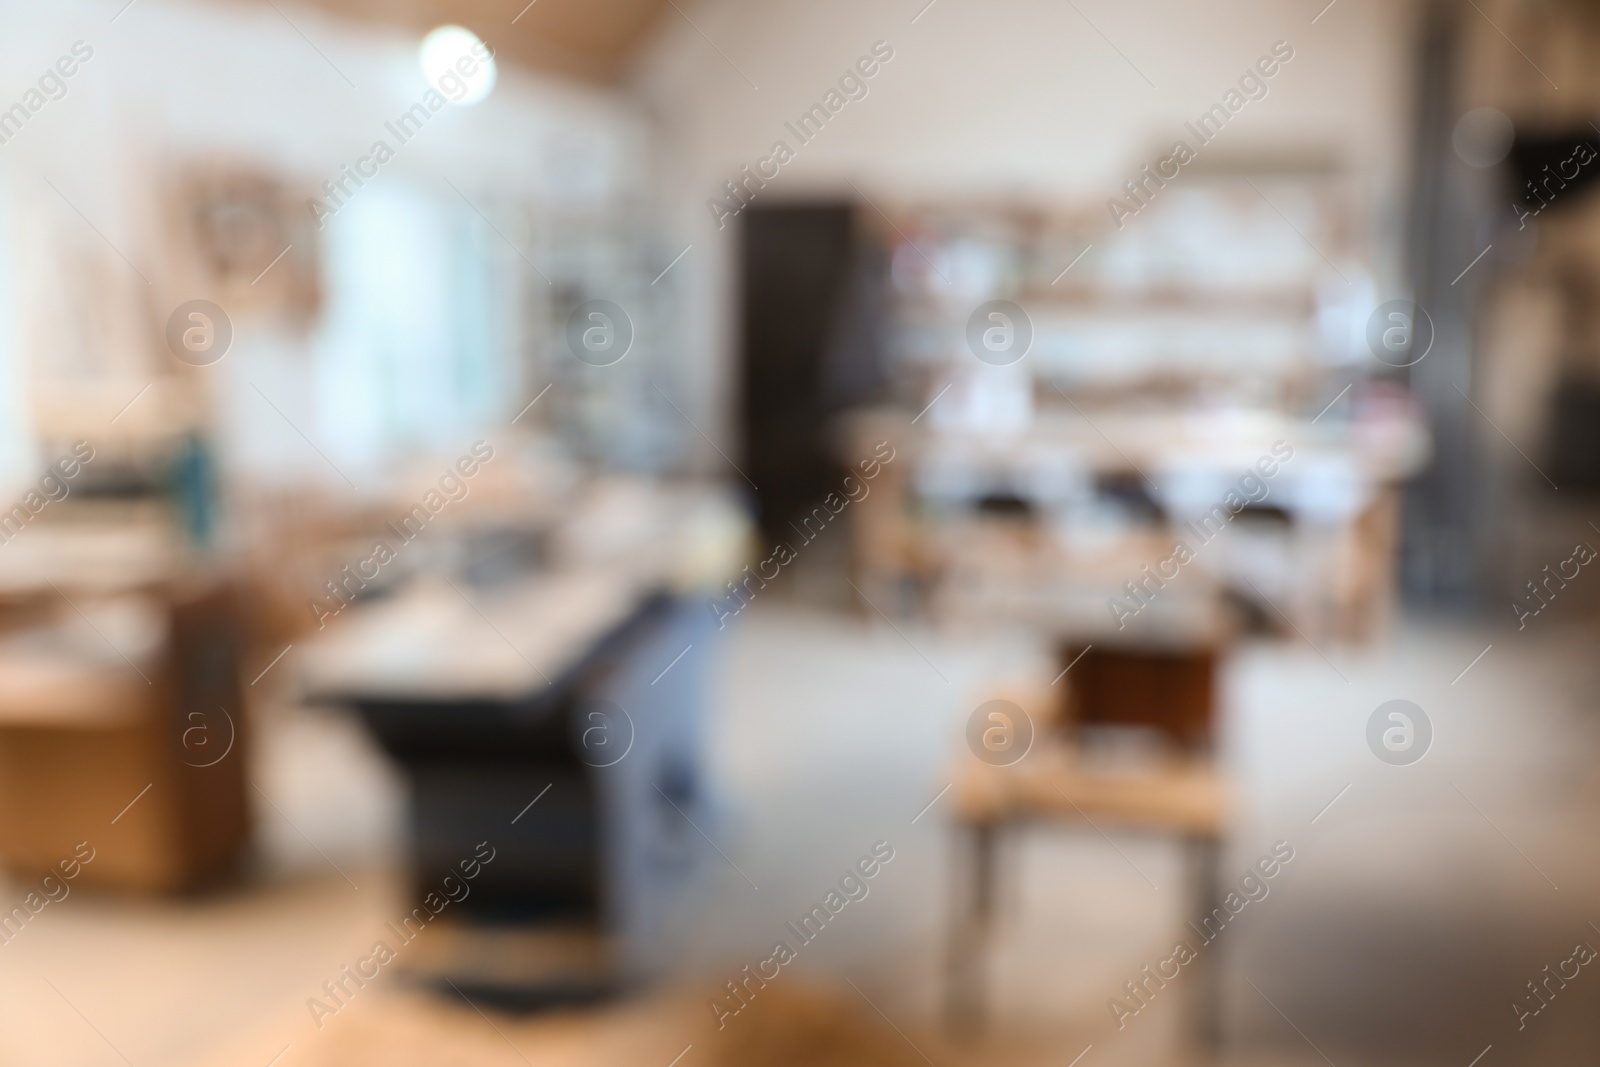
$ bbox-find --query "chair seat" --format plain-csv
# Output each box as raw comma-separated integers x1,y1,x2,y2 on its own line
951,741,1228,839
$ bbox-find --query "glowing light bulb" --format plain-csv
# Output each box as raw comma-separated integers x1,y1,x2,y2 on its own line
419,25,496,106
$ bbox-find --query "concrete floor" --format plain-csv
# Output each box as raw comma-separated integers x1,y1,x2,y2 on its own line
1,601,1597,1067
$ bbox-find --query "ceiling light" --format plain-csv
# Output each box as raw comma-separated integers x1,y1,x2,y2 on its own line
419,25,496,107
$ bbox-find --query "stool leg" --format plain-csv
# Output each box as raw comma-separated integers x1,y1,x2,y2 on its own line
946,819,998,1035
1187,834,1223,1056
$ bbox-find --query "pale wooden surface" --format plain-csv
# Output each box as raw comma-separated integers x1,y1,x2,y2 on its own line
0,595,165,726
951,741,1229,839
0,661,148,726
298,567,652,702
0,520,179,599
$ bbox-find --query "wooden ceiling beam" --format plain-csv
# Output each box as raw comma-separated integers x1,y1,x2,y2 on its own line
232,0,671,84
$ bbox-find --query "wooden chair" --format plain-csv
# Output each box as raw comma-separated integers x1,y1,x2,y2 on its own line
944,643,1231,1047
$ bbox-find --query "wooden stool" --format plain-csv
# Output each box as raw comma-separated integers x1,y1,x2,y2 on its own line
944,644,1231,1047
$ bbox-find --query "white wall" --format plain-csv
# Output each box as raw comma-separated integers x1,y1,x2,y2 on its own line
0,0,648,492
632,0,1422,460
0,0,642,222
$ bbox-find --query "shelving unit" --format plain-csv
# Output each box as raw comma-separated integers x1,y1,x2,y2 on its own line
846,176,1425,643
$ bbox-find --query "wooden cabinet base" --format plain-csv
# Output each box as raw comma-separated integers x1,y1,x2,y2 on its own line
0,583,248,894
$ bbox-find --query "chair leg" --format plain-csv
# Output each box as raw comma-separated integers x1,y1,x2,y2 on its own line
1187,834,1223,1056
945,819,999,1036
